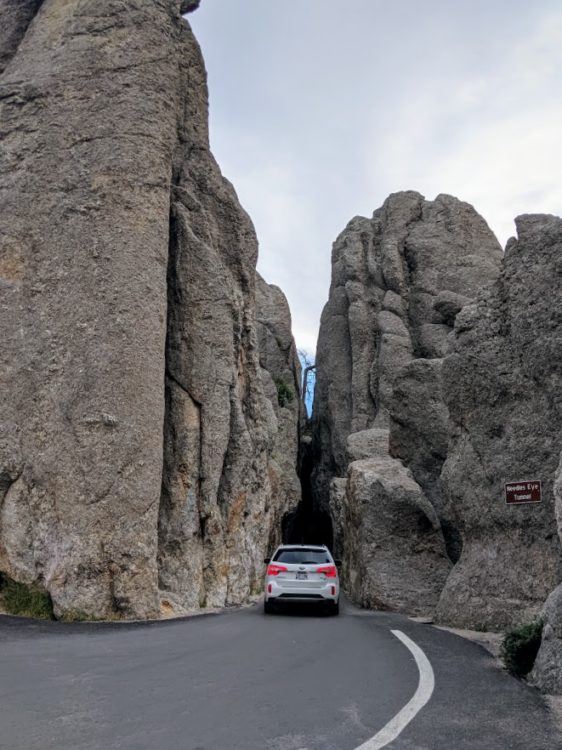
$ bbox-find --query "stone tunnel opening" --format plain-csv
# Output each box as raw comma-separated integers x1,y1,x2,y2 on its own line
282,430,334,552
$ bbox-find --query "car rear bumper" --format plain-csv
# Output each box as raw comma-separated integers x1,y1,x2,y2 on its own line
265,580,339,602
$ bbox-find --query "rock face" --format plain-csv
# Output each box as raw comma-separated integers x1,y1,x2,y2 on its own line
159,270,301,612
255,274,303,551
311,192,502,613
532,584,562,693
388,358,459,558
312,192,502,504
436,215,562,630
0,1,301,619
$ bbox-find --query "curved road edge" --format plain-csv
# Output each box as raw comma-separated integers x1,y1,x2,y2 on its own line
355,629,435,750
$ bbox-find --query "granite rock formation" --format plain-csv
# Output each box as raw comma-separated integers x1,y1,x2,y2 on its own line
436,215,562,631
311,191,503,614
312,192,503,502
0,1,300,619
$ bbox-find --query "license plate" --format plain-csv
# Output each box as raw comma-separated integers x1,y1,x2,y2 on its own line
296,572,308,580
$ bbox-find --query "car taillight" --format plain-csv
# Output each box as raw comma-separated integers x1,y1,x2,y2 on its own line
267,564,288,576
317,565,337,578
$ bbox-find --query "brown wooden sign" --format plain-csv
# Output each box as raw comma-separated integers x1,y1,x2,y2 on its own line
505,480,542,505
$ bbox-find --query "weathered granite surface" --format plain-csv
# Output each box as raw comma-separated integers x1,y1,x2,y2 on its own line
388,358,461,560
532,583,562,694
0,0,300,619
310,192,502,613
0,0,185,619
256,274,303,552
532,452,562,693
0,0,43,75
159,265,301,612
436,215,562,630
312,191,502,517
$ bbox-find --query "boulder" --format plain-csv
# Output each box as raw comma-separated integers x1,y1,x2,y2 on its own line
181,0,201,13
343,451,451,616
433,290,471,326
347,429,389,462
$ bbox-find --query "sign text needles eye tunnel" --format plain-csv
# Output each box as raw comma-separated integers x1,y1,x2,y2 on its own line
505,480,542,505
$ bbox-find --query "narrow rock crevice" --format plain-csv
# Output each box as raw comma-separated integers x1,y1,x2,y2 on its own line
283,433,334,551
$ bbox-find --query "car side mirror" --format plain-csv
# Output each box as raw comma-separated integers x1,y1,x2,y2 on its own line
264,558,271,564
334,559,342,567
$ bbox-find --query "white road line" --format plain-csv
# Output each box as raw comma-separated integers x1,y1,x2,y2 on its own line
354,629,435,750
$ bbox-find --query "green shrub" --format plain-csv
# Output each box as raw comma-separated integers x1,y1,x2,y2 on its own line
274,377,294,408
0,574,54,620
500,620,543,677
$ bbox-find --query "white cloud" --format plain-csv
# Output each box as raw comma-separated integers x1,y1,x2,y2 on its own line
226,153,333,354
366,7,562,246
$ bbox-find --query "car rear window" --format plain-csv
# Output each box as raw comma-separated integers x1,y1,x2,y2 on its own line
273,548,331,564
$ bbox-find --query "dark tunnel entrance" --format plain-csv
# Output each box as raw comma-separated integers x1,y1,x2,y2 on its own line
282,434,334,552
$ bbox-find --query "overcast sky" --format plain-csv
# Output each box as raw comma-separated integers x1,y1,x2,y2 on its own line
190,0,562,354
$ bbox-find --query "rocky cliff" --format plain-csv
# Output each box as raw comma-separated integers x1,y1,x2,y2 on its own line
311,191,503,614
436,214,562,630
0,0,301,619
312,196,561,687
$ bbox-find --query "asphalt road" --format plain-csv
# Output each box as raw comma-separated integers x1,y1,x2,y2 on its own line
0,598,559,750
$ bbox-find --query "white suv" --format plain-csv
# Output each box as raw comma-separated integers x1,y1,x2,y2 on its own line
263,544,340,615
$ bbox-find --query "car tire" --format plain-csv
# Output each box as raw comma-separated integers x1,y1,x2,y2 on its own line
264,599,275,615
327,600,339,616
